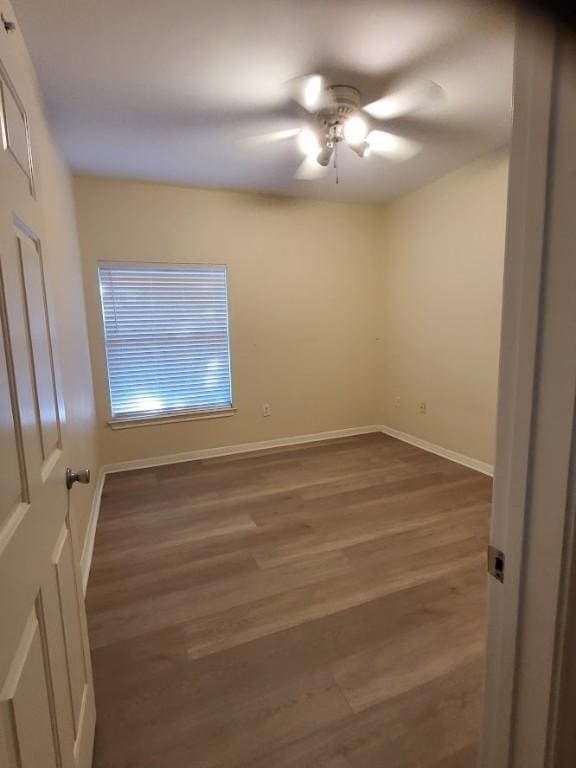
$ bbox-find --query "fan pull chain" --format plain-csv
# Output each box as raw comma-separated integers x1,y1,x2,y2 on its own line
334,141,340,185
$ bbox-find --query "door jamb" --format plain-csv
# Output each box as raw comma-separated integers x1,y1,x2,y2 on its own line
481,14,576,768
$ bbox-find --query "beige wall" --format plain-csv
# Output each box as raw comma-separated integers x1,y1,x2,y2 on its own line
3,1,99,553
74,151,507,469
73,178,380,465
375,151,509,465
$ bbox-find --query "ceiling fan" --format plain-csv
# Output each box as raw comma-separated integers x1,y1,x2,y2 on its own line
243,75,444,181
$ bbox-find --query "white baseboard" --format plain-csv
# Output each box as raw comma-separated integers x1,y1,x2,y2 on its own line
102,425,382,475
80,467,105,596
380,426,494,477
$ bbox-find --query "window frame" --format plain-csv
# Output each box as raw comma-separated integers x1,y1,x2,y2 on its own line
97,260,235,428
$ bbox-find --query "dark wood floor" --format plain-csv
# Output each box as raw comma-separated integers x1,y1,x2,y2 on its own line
87,433,491,768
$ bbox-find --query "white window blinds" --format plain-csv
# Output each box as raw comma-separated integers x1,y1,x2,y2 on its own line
98,263,232,420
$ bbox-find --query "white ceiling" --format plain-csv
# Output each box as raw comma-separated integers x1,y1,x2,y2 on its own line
12,0,514,203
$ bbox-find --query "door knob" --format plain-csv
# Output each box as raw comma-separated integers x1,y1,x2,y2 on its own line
66,467,91,490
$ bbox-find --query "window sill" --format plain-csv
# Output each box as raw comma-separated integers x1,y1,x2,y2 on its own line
108,407,236,430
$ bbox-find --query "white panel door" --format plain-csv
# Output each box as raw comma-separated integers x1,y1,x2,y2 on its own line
0,8,95,768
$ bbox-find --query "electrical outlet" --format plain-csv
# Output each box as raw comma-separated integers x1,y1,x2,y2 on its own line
262,403,271,417
419,401,427,415
394,397,401,409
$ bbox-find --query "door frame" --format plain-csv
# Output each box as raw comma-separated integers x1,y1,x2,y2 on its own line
481,12,576,768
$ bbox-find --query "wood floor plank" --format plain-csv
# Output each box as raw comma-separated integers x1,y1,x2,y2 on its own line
240,660,483,768
88,550,353,649
89,515,314,585
94,668,353,768
428,745,479,767
255,480,490,568
86,550,260,613
91,566,484,740
182,545,484,662
87,433,490,768
345,660,483,768
332,598,484,712
90,566,481,724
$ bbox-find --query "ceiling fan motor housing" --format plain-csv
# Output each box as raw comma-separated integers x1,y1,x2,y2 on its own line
327,85,362,110
319,85,362,140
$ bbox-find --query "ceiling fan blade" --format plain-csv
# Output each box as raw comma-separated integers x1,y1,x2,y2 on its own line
294,155,329,181
289,74,330,113
364,81,444,121
370,115,487,145
237,128,301,149
368,130,422,161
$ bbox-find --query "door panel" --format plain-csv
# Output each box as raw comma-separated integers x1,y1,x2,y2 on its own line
0,8,95,767
0,60,33,193
0,314,24,530
52,525,89,739
1,230,44,485
0,606,60,768
40,523,93,767
17,229,61,463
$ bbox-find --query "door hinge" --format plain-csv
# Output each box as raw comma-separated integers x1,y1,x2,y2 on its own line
487,545,505,583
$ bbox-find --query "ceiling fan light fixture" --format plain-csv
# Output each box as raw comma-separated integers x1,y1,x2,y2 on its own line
297,127,320,157
317,144,334,167
344,114,368,146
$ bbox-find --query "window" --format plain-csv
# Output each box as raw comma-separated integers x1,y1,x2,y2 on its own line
98,263,233,423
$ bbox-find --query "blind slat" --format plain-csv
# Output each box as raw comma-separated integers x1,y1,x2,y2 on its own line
98,263,232,418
